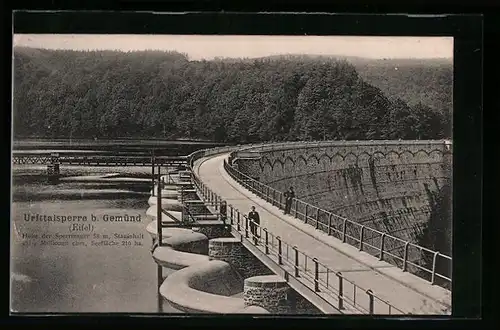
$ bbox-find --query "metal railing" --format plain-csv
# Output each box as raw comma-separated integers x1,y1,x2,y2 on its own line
151,152,231,247
187,163,405,315
222,157,452,287
183,141,452,287
180,141,452,311
13,151,187,166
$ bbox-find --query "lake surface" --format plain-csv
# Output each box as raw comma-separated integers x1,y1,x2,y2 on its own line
10,163,182,314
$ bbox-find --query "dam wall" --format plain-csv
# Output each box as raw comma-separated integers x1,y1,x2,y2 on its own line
232,140,452,272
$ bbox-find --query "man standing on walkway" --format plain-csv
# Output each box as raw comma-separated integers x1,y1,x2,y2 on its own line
219,201,227,224
284,186,295,215
248,206,260,244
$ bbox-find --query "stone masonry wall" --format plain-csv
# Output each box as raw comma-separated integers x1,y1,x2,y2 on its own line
209,238,274,279
206,239,323,314
234,141,452,267
244,275,291,314
243,275,322,314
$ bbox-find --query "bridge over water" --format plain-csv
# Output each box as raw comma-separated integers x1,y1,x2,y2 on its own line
12,151,188,167
10,139,208,182
11,139,224,169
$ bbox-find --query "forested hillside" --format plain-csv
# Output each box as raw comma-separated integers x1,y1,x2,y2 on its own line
353,58,452,118
13,47,451,142
257,55,453,118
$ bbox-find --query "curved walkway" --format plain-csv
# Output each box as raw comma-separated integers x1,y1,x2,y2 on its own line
194,153,451,315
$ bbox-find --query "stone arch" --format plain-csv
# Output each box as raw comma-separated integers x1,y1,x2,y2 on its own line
330,152,345,160
426,154,441,164
262,161,274,175
387,149,402,158
429,148,445,161
400,149,416,157
272,158,285,178
356,151,372,167
283,156,296,172
372,150,387,159
318,153,331,170
385,150,402,165
399,149,416,163
343,152,358,166
271,158,284,171
414,149,430,159
319,153,332,162
306,153,320,165
296,155,307,169
371,150,387,166
259,157,274,171
330,153,345,170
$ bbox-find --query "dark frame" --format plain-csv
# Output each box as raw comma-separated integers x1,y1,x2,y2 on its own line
6,9,483,327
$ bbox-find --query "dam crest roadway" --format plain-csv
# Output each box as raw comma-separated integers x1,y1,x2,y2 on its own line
182,141,451,314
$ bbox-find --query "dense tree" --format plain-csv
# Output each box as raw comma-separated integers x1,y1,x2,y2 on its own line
13,47,452,142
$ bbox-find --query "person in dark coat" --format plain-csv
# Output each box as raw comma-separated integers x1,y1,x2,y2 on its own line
283,187,295,215
248,206,260,244
219,201,227,224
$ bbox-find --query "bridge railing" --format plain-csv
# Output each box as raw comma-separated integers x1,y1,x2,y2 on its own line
222,157,452,288
188,160,405,315
185,142,452,287
13,152,188,166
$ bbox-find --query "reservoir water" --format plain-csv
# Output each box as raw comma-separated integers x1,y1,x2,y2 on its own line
10,163,181,313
